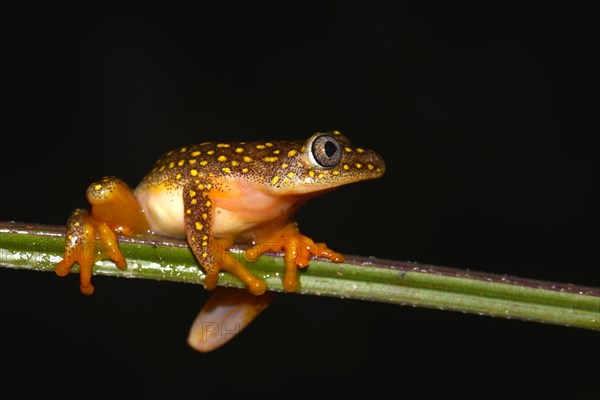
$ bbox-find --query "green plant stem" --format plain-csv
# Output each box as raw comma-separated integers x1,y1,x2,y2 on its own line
1,221,599,330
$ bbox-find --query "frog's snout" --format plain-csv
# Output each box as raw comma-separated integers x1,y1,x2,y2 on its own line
366,149,386,177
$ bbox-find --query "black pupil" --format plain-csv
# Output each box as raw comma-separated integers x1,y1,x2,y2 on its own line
324,140,337,157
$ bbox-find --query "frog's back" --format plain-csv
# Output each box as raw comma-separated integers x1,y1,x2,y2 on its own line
138,139,305,190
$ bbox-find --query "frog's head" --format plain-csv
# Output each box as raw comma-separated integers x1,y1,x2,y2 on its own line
269,130,385,195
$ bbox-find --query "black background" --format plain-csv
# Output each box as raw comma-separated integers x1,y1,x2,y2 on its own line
1,2,598,399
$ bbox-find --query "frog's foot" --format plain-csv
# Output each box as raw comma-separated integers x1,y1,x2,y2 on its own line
244,223,344,292
201,238,267,296
55,209,126,295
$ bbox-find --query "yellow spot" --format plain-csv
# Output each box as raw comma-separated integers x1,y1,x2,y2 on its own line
202,241,208,247
235,147,244,153
168,161,175,169
202,213,208,220
332,170,340,175
200,142,211,146
191,150,201,157
202,252,208,258
287,149,298,157
265,142,273,147
202,235,208,240
283,177,289,183
222,167,231,173
217,143,230,148
287,172,295,178
206,200,212,207
166,150,175,156
176,173,182,179
191,169,198,176
207,150,215,155
74,222,80,227
231,160,239,166
189,190,196,197
308,170,315,177
367,164,374,170
343,164,350,170
186,209,191,215
243,156,253,162
217,155,227,162
67,235,73,240
180,147,187,153
189,159,197,165
195,222,203,231
331,130,341,135
191,199,197,205
94,184,102,190
178,159,185,166
282,163,288,169
318,173,324,179
271,176,280,184
200,160,208,166
256,144,266,149
273,149,281,155
206,183,212,190
263,156,278,162
344,146,353,153
197,184,204,190
355,163,363,169
242,167,249,173
159,165,165,172
356,148,365,153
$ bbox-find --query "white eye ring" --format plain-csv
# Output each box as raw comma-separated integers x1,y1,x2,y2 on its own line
307,133,342,168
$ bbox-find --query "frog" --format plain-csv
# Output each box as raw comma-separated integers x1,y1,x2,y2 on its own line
55,130,385,350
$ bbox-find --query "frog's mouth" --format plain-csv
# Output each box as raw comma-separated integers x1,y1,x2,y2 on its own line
269,150,386,196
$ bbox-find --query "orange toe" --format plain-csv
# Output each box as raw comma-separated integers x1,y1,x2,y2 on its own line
56,209,127,295
203,240,267,295
243,223,345,292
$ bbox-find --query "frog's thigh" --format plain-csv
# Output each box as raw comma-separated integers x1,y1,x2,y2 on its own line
86,176,149,235
183,180,266,295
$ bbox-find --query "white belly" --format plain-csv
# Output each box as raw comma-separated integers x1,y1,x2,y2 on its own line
135,181,300,240
135,186,186,237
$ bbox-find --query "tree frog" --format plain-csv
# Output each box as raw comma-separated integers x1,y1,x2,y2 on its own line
56,130,385,351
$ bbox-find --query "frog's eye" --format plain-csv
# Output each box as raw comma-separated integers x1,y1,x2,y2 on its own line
309,134,342,168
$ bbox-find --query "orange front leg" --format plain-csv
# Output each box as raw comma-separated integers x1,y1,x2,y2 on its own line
244,223,344,292
183,181,267,295
56,177,149,294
